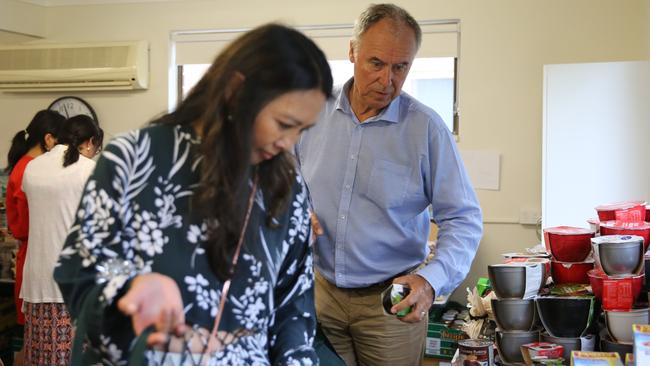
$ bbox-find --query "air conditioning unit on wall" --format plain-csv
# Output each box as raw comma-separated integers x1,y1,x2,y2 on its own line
0,41,149,92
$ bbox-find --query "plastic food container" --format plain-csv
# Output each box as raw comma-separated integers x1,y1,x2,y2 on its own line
551,260,594,284
543,226,594,262
599,221,650,251
595,201,646,222
587,269,644,310
586,218,600,235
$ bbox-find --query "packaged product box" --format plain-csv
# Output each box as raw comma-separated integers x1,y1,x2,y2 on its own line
624,353,633,366
424,322,468,360
521,342,564,365
570,351,622,366
532,359,564,366
633,324,650,365
424,304,469,360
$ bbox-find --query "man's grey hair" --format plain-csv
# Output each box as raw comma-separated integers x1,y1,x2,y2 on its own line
352,3,422,51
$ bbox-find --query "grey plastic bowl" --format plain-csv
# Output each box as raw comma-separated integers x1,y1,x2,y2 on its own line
600,334,633,359
491,298,537,331
605,308,650,344
541,333,581,363
488,265,526,299
598,240,644,276
495,329,540,364
536,296,594,338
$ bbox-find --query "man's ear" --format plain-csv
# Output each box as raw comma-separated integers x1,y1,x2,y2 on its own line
349,40,356,63
224,71,246,102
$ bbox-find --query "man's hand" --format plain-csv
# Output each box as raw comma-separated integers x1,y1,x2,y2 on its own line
118,273,187,347
390,274,435,323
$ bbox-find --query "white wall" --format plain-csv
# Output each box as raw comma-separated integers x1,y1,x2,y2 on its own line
0,0,45,39
1,0,648,301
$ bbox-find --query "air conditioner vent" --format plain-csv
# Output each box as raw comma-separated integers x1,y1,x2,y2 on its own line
0,41,148,92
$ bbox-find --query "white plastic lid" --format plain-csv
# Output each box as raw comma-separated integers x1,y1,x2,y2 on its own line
591,234,645,245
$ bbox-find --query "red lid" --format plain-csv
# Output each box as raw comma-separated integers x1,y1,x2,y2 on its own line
543,226,594,235
595,200,646,211
587,268,644,280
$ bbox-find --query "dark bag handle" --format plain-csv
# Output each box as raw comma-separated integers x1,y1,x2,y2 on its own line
68,285,102,366
128,325,156,365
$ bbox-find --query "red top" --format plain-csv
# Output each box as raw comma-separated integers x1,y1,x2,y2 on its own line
5,155,33,242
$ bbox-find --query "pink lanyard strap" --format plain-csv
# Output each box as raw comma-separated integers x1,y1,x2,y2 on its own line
210,174,258,337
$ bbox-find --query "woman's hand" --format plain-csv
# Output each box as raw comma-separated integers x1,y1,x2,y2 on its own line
117,273,187,347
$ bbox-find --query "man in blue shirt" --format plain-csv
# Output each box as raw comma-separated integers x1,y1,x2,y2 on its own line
296,3,483,365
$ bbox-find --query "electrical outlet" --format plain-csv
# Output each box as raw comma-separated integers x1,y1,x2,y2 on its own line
519,208,541,225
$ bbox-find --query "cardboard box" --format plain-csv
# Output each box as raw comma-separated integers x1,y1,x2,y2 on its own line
570,351,622,366
424,305,468,360
424,323,467,360
421,357,450,366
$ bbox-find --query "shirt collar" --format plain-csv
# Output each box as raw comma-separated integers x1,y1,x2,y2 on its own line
335,78,401,124
51,144,68,153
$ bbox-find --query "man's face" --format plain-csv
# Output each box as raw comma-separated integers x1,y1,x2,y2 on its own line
349,19,418,115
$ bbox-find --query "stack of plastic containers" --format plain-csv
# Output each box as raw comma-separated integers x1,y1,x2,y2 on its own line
543,226,595,285
536,295,596,362
487,263,543,364
591,201,649,355
592,234,649,353
538,225,598,363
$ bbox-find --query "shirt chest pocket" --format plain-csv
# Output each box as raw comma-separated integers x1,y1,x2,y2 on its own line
364,160,412,209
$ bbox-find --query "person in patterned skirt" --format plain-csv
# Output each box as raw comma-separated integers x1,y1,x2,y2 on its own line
22,115,103,365
5,109,65,365
54,23,332,365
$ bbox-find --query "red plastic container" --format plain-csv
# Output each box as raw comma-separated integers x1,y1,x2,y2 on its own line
595,201,646,222
602,278,635,311
551,260,594,284
543,226,595,262
587,269,644,302
600,221,650,251
587,218,600,235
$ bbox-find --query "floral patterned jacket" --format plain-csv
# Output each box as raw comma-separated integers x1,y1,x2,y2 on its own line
54,124,317,365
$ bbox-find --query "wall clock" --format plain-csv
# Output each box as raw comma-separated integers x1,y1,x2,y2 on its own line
48,96,98,123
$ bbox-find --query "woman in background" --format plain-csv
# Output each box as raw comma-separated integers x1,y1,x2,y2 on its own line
54,23,332,365
5,110,65,332
21,114,103,365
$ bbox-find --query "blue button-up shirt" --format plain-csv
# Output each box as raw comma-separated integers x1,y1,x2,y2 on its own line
296,79,483,295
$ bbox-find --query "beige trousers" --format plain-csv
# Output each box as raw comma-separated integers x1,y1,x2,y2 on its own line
315,272,427,366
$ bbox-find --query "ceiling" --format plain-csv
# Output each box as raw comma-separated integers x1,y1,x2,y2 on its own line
18,0,190,6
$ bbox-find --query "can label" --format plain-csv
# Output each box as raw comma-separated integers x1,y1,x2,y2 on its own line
457,339,494,366
381,284,412,317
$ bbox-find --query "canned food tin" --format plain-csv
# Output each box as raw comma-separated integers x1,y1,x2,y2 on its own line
457,339,494,366
380,284,412,317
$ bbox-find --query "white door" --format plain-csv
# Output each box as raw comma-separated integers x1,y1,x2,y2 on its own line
542,60,650,228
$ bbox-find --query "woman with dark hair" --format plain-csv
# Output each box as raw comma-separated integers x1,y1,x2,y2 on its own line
21,114,103,365
54,23,332,365
5,109,65,329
